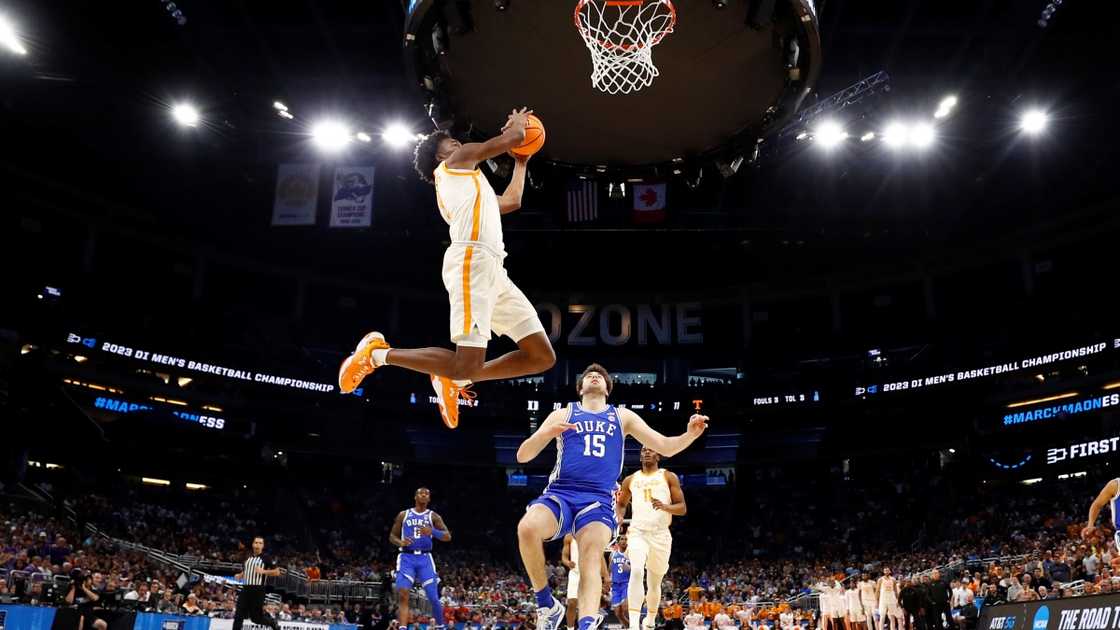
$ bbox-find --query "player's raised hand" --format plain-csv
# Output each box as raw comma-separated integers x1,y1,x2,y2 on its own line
541,415,578,439
686,414,709,437
502,107,533,133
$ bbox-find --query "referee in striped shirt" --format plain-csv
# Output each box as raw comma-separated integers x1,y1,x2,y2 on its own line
233,536,282,630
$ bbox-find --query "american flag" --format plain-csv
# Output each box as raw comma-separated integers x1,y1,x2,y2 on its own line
567,179,598,223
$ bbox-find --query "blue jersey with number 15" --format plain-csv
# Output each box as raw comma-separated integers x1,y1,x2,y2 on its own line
547,403,624,495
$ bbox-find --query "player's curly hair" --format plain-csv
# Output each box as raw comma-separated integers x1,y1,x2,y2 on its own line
413,130,452,185
576,363,613,396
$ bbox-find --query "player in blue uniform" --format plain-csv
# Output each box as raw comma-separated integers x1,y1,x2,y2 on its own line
516,363,709,630
389,487,452,629
610,534,632,622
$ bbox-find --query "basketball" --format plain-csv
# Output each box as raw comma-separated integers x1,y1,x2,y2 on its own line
511,114,546,158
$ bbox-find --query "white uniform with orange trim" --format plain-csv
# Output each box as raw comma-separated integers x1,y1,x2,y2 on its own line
433,162,544,348
628,469,674,576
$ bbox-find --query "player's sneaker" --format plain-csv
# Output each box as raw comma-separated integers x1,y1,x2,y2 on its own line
585,613,606,630
338,332,390,394
535,599,565,630
430,376,476,429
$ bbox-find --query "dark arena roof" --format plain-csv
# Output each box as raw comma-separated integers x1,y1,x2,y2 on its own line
2,0,1120,622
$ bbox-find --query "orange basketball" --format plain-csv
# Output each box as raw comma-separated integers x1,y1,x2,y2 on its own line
511,114,546,157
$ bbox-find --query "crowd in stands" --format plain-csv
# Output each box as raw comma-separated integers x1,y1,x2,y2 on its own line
3,461,1119,628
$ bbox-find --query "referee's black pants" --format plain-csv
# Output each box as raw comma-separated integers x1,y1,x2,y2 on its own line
233,585,280,630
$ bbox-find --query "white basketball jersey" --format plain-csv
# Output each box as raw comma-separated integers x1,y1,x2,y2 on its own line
433,162,506,257
859,580,877,601
879,577,897,600
631,469,672,531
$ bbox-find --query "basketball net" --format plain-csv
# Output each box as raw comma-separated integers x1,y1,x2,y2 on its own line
574,0,676,95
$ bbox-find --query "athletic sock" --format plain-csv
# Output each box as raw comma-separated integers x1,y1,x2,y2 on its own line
535,587,555,609
629,610,641,630
371,348,390,367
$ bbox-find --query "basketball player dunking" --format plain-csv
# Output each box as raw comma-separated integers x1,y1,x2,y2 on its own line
339,107,556,429
1082,478,1120,549
615,446,686,630
389,487,452,629
514,363,708,630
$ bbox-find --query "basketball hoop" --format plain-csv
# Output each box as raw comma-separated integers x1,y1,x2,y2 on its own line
574,0,677,95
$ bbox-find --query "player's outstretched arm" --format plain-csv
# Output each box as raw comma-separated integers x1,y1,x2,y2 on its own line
516,407,576,463
430,513,452,542
620,408,708,457
445,107,531,171
388,510,412,548
498,156,530,214
1083,479,1118,538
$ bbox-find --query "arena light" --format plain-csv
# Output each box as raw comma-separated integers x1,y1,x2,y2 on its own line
860,132,875,142
273,101,288,112
909,122,935,149
934,95,957,119
185,483,209,491
1020,478,1043,486
311,119,352,152
0,14,28,56
142,477,172,486
382,123,417,148
1103,381,1120,391
355,131,372,143
73,355,88,363
1020,109,1049,135
813,120,848,149
1006,391,1078,409
202,404,223,412
882,122,908,148
177,377,192,387
277,110,294,120
171,103,200,128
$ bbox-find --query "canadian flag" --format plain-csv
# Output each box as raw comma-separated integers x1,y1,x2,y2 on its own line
632,183,667,224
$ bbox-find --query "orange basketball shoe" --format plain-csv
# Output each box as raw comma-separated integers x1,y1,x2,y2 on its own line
430,375,476,429
338,332,391,394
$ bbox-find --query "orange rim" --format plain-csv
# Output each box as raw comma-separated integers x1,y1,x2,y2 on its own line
574,0,677,51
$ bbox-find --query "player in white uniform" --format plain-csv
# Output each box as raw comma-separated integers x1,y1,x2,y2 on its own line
877,570,903,630
846,584,866,630
1082,478,1120,549
858,575,878,630
714,611,735,630
736,607,754,630
339,107,556,429
616,447,687,630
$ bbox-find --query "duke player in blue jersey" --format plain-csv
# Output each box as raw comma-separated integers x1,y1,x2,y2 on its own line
516,363,708,630
389,488,452,629
1082,478,1120,549
610,534,632,623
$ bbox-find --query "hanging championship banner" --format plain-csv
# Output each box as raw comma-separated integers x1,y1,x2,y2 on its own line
330,166,374,228
272,164,320,226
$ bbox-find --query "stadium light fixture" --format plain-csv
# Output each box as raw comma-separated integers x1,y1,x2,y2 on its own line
909,122,935,149
311,119,352,152
813,120,848,149
355,131,372,143
860,132,875,142
882,121,908,148
185,483,209,491
142,477,172,486
383,123,418,148
934,95,957,119
1020,109,1049,135
273,101,288,112
0,14,28,56
278,110,294,120
171,103,200,127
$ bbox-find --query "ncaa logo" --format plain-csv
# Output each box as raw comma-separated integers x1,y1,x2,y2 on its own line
1033,606,1049,630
